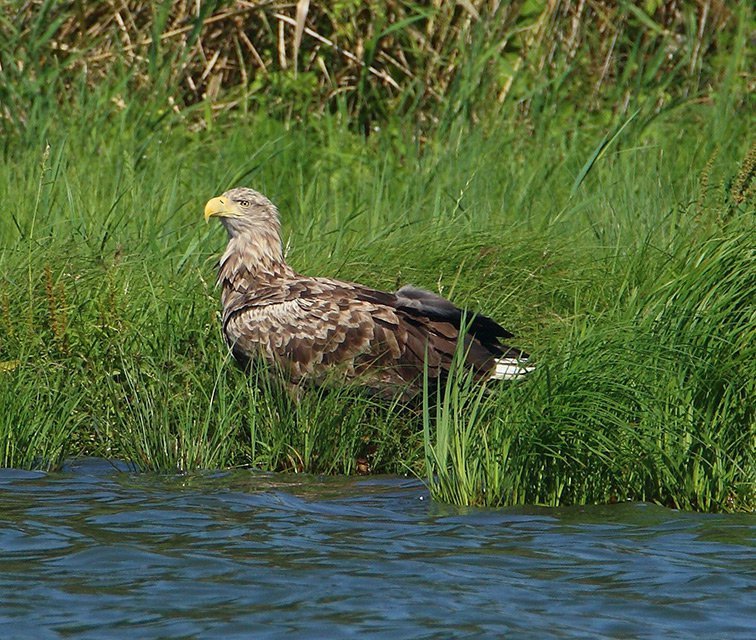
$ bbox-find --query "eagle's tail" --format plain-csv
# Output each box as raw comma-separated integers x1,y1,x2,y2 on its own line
490,356,535,380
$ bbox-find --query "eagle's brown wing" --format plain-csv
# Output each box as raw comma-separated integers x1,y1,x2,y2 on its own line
222,276,520,395
222,277,404,388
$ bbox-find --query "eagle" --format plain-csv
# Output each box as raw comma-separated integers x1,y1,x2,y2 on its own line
204,187,533,398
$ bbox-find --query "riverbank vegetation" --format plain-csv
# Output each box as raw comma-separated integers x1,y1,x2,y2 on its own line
1,1,753,511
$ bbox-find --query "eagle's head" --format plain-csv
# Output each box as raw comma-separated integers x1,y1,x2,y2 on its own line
204,187,280,239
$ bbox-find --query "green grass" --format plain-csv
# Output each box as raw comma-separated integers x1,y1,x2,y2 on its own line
0,1,753,511
424,232,755,511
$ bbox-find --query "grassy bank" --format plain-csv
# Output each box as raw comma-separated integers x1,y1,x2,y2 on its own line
0,1,753,511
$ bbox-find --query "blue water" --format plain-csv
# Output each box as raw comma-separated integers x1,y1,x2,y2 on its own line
0,459,753,639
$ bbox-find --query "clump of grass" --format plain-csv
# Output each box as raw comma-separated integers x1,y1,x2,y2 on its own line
93,345,419,475
99,349,249,473
243,366,417,475
424,231,755,512
0,363,83,470
422,319,497,506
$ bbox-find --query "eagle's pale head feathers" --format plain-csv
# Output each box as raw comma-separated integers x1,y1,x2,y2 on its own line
204,187,281,240
205,186,285,269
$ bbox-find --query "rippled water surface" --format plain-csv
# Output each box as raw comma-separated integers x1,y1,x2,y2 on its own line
0,459,753,639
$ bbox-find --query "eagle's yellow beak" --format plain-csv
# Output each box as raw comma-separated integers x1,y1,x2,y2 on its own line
204,196,229,223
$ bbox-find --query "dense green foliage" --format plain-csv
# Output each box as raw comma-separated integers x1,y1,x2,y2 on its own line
0,1,753,511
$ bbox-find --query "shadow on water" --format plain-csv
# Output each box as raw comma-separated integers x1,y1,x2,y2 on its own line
0,458,753,639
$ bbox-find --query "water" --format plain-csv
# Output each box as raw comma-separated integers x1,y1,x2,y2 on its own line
0,459,753,639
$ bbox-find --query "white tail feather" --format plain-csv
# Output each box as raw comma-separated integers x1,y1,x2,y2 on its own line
490,357,534,380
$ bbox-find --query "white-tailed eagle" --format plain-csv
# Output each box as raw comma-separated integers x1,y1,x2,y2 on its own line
204,187,532,397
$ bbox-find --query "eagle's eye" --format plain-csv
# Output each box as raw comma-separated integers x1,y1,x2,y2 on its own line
238,200,251,207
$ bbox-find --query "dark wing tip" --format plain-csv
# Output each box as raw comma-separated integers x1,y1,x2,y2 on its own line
395,285,514,343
